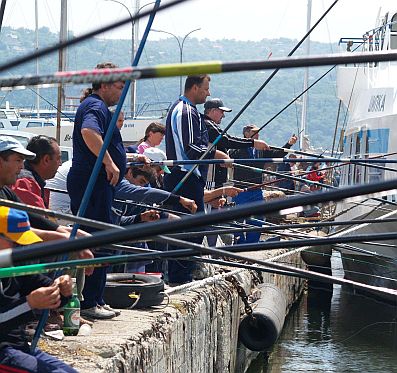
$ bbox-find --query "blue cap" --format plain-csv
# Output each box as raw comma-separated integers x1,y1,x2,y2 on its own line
0,136,36,160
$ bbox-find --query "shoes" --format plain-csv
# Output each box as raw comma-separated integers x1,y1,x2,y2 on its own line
101,304,121,317
81,306,116,320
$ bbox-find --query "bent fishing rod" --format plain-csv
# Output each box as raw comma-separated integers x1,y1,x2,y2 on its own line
2,177,397,268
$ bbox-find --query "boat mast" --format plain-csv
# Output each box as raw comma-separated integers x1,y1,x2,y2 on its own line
56,0,67,143
130,0,139,118
299,0,312,150
35,0,39,117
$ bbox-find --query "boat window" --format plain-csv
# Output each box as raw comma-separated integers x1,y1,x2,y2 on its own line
61,150,69,163
10,120,19,127
391,14,397,49
44,122,55,127
26,121,43,128
0,122,3,128
391,13,397,32
0,111,7,119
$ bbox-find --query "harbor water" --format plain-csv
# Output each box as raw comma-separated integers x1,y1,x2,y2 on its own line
248,253,397,372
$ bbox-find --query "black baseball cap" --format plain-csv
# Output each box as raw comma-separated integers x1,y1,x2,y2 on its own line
204,98,232,112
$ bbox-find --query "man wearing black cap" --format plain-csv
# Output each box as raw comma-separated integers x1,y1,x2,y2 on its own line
203,98,269,190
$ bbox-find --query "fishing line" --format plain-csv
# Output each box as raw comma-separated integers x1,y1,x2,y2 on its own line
338,322,397,343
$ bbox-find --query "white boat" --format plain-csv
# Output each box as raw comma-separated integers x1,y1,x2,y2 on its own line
334,10,397,299
0,101,164,147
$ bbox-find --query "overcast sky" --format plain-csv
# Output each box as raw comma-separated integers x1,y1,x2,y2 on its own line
2,0,397,44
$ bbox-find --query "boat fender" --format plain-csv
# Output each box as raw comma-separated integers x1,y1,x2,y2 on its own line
238,283,287,351
104,273,164,309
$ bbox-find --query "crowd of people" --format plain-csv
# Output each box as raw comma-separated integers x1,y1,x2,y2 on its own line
0,62,330,372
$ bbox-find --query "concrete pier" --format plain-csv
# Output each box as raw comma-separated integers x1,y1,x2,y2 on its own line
41,249,305,372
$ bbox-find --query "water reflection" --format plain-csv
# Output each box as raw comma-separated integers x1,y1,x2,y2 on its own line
250,254,397,372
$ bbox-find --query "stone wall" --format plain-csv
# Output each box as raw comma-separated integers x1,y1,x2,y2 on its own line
45,249,304,372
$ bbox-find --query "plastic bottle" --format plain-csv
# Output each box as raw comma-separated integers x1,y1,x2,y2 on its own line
63,279,80,336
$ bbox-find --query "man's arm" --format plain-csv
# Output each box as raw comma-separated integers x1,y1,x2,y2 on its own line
81,128,119,186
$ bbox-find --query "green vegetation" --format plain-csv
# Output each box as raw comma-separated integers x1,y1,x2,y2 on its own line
0,27,343,149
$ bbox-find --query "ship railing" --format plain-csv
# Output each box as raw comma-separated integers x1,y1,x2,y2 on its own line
123,101,172,120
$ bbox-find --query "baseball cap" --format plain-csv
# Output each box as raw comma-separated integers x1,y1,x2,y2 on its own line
0,206,42,245
204,98,232,112
0,136,36,160
242,124,259,135
143,147,171,174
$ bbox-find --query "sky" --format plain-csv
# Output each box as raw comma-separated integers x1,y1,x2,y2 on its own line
1,0,397,44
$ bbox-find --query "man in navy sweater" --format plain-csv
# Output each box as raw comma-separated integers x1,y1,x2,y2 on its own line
0,206,76,372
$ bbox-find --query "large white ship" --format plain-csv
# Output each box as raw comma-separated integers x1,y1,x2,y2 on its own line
335,10,397,299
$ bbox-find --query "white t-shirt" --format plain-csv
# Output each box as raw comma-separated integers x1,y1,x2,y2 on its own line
46,160,72,216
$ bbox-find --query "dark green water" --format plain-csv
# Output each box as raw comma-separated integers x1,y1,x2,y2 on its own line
248,254,397,372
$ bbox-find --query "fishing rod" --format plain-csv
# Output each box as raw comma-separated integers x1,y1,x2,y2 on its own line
30,0,166,351
233,163,333,190
0,0,188,74
137,1,342,195
254,225,397,263
253,40,368,136
244,151,397,192
5,50,397,90
0,198,118,231
153,235,397,298
270,146,397,174
129,158,397,166
167,217,397,239
254,65,335,134
1,231,396,298
227,0,340,139
2,177,397,268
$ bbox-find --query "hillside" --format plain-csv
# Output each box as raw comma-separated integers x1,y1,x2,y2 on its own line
0,26,344,149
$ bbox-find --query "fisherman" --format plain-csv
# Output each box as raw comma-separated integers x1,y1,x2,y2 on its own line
11,135,94,327
0,206,77,373
12,135,61,209
230,125,297,244
164,75,230,284
67,61,126,320
203,98,269,189
0,136,90,244
276,154,298,194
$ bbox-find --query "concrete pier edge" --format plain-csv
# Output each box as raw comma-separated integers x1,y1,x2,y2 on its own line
41,248,305,372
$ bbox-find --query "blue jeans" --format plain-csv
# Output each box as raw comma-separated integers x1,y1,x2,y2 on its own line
232,189,264,244
164,169,205,284
0,347,78,373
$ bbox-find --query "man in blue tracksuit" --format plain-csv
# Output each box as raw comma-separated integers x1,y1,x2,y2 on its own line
164,75,229,284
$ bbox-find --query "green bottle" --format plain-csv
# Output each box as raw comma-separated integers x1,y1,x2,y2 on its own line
63,280,80,336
